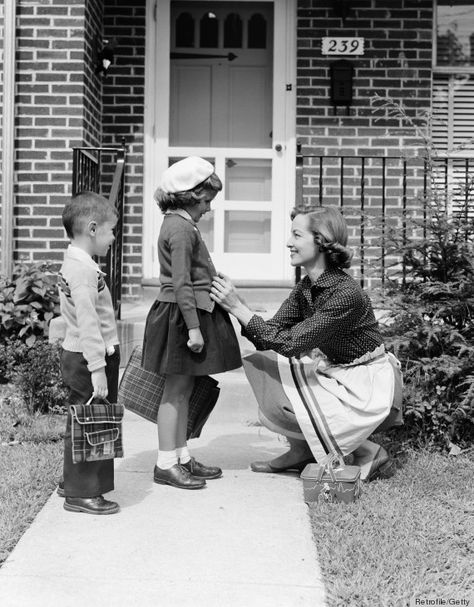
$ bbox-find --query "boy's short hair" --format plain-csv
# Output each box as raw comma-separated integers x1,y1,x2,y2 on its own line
62,191,118,239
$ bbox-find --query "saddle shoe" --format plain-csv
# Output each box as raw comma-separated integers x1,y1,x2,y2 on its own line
153,464,206,489
64,496,120,515
181,457,223,479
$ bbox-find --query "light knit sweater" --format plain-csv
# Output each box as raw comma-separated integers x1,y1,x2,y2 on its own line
58,245,119,372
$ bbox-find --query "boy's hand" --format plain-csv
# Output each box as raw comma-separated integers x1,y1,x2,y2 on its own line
187,328,204,353
91,368,108,399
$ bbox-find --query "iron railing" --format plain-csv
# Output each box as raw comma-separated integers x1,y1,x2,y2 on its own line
295,142,474,289
72,140,126,318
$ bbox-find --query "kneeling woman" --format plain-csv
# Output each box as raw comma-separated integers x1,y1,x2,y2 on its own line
211,206,402,481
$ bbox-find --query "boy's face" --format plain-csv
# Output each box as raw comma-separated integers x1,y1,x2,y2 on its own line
90,218,117,257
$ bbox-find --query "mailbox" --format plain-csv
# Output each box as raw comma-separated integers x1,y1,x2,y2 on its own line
330,59,354,113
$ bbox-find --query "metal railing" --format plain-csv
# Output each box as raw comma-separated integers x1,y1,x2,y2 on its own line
72,140,126,318
294,142,474,289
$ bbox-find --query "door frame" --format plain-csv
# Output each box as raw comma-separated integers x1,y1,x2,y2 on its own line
143,0,296,284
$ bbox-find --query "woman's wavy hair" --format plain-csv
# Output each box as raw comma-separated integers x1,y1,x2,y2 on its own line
291,206,353,269
154,173,223,214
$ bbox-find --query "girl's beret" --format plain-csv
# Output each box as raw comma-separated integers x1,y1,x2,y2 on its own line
159,156,214,193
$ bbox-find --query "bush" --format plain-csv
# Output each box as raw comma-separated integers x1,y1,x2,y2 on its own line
0,338,68,414
0,262,60,346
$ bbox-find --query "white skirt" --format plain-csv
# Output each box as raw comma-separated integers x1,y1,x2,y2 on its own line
242,345,402,461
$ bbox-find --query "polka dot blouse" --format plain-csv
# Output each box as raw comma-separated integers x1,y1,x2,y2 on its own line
243,268,383,364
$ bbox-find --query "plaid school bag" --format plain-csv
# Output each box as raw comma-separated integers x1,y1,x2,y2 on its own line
70,396,124,464
118,346,220,439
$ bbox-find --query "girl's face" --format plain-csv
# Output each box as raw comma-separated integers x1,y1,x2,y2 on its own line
187,193,215,223
286,214,319,267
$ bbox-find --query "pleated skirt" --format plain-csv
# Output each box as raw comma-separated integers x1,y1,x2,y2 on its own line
142,301,242,376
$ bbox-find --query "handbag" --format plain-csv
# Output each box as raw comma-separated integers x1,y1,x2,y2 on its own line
300,454,362,504
118,346,220,439
70,396,124,465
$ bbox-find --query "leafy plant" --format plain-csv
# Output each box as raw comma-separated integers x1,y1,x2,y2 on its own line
0,338,68,414
0,262,60,346
371,97,474,449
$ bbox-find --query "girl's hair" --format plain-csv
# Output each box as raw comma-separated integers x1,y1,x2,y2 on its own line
62,191,118,239
291,206,353,269
154,173,223,213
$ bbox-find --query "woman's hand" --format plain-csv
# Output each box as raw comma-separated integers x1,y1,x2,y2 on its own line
210,273,241,312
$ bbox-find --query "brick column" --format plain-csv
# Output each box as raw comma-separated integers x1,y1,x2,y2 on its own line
14,0,103,266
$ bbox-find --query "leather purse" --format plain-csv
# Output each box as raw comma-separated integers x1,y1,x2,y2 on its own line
118,346,220,439
300,454,362,504
70,396,124,464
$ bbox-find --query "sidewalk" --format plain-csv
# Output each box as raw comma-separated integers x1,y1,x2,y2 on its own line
0,364,326,606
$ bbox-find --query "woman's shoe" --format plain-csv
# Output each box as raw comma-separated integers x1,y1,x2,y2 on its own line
250,457,314,473
153,464,206,489
361,447,395,482
64,496,120,515
181,457,222,479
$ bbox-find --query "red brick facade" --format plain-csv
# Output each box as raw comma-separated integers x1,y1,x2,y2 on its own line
2,0,436,295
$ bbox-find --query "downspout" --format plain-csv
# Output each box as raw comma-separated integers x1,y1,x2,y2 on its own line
1,0,16,278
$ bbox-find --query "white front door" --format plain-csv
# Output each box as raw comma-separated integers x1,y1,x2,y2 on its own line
143,0,296,283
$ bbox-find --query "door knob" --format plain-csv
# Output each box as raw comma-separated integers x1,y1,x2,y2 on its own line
274,144,282,152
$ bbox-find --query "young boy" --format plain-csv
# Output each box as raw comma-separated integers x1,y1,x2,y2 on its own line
58,191,120,515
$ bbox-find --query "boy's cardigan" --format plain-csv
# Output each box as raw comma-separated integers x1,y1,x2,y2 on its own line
58,245,119,372
156,213,216,329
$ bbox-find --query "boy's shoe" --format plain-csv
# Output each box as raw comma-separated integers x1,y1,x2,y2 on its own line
57,482,65,498
181,457,223,479
153,464,206,489
64,496,120,515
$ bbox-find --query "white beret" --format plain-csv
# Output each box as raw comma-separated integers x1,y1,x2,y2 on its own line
159,156,214,194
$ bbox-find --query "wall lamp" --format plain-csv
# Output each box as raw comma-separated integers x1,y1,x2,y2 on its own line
331,0,352,24
95,38,118,78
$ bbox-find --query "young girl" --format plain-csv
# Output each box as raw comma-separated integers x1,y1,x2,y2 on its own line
142,156,242,490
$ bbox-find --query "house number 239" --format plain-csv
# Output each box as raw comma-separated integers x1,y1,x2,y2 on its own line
322,37,364,56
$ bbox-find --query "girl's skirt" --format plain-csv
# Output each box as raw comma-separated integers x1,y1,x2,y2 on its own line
242,345,403,460
142,301,242,376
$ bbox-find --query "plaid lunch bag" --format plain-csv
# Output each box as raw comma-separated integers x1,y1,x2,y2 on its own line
70,397,124,464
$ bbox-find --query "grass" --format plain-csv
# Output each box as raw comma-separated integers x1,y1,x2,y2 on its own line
0,386,64,566
310,449,474,607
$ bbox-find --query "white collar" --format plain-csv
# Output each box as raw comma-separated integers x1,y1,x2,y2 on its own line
166,208,196,225
66,245,105,274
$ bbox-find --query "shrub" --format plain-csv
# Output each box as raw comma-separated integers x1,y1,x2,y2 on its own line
371,97,474,449
1,338,68,414
0,262,60,346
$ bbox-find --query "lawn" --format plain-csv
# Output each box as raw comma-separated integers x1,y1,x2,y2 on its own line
310,449,474,607
0,388,64,566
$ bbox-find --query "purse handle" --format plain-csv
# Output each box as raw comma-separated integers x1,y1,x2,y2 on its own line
84,395,112,406
317,453,345,482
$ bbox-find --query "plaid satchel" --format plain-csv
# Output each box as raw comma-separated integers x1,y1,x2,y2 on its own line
118,346,220,439
70,397,124,464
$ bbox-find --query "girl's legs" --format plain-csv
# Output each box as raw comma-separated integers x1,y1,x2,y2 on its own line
157,374,194,466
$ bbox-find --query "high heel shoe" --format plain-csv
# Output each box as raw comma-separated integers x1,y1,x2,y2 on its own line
250,457,314,473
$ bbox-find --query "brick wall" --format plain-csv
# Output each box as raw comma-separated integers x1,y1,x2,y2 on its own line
0,1,4,267
296,0,433,285
103,0,146,298
14,0,103,267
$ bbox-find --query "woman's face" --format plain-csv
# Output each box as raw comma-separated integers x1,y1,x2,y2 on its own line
287,214,319,267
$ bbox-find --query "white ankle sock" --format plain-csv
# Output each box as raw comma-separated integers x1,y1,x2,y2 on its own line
176,446,191,464
157,450,177,470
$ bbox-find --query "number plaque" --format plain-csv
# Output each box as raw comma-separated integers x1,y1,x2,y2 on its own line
322,37,364,56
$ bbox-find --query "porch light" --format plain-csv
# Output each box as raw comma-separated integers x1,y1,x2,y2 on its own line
95,38,117,78
331,0,352,24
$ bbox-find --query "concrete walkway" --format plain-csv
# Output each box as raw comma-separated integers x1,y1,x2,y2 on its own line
0,309,327,607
